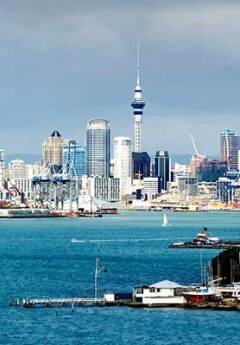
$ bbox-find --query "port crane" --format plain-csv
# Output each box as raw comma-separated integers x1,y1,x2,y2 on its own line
32,163,79,210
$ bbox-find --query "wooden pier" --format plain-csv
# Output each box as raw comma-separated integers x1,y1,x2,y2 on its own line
11,297,105,308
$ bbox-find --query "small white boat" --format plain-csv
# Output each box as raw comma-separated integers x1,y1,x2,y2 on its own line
162,213,168,227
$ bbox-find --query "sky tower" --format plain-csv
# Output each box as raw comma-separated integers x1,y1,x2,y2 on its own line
131,46,145,152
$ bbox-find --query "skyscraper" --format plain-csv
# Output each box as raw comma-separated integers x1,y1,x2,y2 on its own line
113,137,132,197
86,119,110,177
132,152,151,180
42,130,64,167
154,151,170,191
131,46,145,153
220,129,240,170
63,140,86,177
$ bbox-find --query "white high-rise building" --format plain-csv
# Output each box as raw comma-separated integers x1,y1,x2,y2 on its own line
86,119,111,177
113,137,132,197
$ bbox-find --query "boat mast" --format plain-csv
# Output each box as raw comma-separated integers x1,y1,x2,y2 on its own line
94,256,107,301
94,257,99,301
200,251,204,286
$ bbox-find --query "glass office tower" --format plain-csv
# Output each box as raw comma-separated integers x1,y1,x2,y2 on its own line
154,150,170,190
63,140,86,177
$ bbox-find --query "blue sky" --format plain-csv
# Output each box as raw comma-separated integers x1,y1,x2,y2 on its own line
1,0,240,156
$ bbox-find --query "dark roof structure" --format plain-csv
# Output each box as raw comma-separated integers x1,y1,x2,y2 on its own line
51,130,61,137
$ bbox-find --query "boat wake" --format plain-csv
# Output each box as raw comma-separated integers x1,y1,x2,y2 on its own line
70,238,170,244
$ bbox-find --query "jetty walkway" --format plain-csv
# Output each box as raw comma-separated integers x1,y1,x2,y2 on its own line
12,297,105,308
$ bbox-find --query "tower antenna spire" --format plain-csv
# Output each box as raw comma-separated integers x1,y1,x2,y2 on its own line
137,43,140,86
131,44,145,153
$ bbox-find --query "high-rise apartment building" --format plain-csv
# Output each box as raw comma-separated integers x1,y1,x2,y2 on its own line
154,151,170,190
86,119,110,177
113,137,132,197
42,130,64,167
220,129,240,170
63,140,86,177
131,47,145,153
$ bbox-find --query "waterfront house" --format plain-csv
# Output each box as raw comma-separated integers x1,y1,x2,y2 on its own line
133,280,186,306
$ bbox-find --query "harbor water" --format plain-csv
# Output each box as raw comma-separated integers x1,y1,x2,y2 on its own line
0,211,240,344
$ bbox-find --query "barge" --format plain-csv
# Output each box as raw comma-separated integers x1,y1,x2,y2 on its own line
0,208,64,218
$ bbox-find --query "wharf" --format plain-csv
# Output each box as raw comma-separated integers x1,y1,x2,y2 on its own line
11,298,240,311
12,297,105,308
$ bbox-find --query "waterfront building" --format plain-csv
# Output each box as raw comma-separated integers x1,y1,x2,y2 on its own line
87,176,120,201
177,175,198,196
131,47,145,153
113,137,132,197
63,140,86,177
42,130,64,167
197,182,217,199
197,159,228,182
154,151,170,190
7,160,33,199
143,177,161,199
132,152,151,180
86,119,110,177
220,129,240,170
133,280,185,306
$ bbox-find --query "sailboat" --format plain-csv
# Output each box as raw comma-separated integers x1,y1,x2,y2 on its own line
162,213,168,227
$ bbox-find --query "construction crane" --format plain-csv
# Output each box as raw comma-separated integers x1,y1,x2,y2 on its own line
224,130,231,171
190,133,199,156
189,134,205,179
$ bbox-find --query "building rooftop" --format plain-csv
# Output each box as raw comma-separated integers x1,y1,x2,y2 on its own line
149,280,183,289
51,130,61,137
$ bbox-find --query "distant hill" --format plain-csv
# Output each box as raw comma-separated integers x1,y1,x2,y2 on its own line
170,154,192,165
4,153,219,165
5,154,41,164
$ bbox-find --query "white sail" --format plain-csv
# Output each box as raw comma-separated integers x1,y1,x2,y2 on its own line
162,213,168,227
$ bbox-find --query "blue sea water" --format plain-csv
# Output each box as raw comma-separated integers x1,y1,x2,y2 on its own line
0,211,240,344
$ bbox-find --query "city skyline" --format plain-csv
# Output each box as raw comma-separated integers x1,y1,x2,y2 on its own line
2,1,240,155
